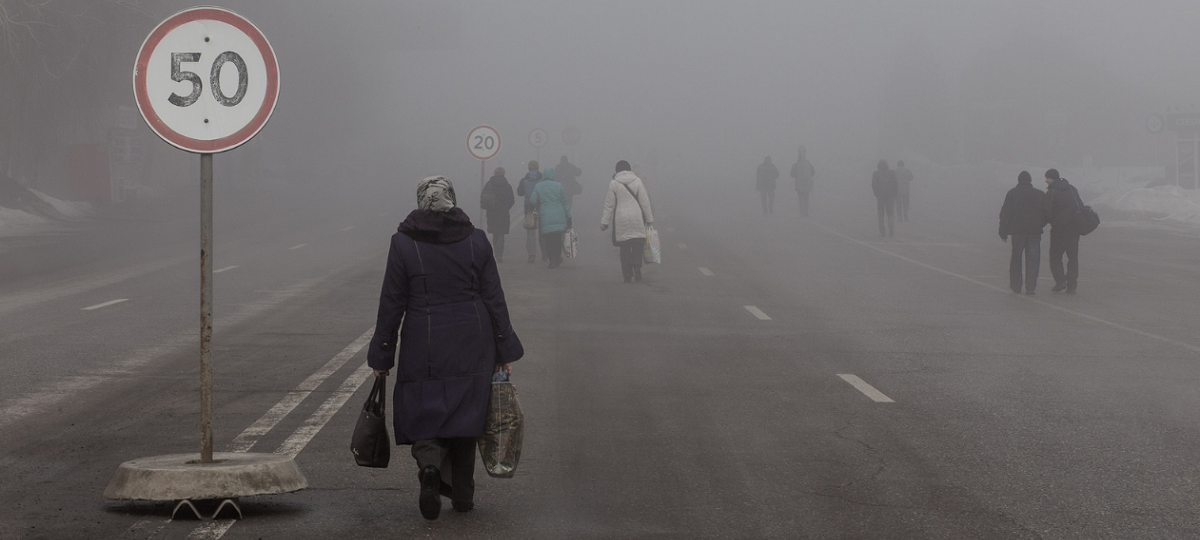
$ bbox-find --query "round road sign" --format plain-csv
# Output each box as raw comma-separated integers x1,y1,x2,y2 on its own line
529,128,548,149
133,7,280,154
468,125,501,160
1147,114,1164,134
562,126,581,146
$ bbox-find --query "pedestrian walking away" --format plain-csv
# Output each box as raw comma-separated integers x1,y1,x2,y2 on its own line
1043,168,1082,293
756,156,779,214
554,155,583,208
516,160,543,263
894,160,913,222
601,160,655,282
530,167,572,268
871,160,898,237
480,167,515,262
999,170,1046,294
790,146,815,218
368,175,523,520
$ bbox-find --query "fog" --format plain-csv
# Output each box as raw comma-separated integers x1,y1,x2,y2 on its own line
4,0,1198,213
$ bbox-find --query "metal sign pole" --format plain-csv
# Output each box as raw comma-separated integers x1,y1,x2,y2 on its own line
480,159,486,224
200,153,214,464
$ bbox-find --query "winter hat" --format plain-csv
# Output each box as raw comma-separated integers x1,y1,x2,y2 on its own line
417,175,456,212
494,167,505,177
1045,168,1060,181
528,160,539,171
615,160,632,173
1018,171,1032,184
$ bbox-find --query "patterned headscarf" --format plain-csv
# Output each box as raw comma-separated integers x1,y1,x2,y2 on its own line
417,175,457,212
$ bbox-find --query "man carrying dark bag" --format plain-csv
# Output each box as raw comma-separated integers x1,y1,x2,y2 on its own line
1042,168,1082,294
999,171,1046,295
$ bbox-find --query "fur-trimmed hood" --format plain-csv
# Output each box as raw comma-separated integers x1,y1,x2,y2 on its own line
398,208,475,244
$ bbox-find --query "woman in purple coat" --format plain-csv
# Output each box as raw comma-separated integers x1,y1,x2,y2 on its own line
368,175,522,520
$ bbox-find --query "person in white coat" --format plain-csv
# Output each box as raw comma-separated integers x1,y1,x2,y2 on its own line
601,160,655,282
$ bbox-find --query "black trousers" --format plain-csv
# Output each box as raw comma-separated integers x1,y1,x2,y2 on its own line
1009,234,1041,293
877,197,895,236
897,193,910,221
1049,232,1080,288
797,191,810,217
760,189,775,214
412,438,477,503
618,237,645,279
491,233,505,261
540,231,564,266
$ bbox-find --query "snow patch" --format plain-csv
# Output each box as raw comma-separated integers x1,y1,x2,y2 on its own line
29,190,95,219
1092,185,1200,226
0,207,49,236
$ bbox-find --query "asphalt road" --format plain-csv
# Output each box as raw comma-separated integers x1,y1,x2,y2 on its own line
2,177,1200,539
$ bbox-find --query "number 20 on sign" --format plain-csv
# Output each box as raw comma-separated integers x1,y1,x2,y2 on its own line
134,7,280,154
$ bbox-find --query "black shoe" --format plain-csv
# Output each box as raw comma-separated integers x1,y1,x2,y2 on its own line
452,501,474,512
1011,288,1022,294
419,466,441,520
1065,286,1076,294
634,270,642,282
1051,283,1067,292
624,277,632,283
1025,290,1035,295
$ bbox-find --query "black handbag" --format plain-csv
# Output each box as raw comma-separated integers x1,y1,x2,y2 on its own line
351,374,391,468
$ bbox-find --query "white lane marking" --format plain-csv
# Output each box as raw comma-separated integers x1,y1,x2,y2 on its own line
341,226,356,231
0,277,332,429
0,254,191,317
229,328,374,452
678,243,688,250
185,519,235,540
378,212,388,217
699,267,715,277
81,299,128,311
213,266,239,274
838,374,895,403
121,518,169,538
744,305,772,320
813,222,1200,355
275,362,373,458
288,243,307,250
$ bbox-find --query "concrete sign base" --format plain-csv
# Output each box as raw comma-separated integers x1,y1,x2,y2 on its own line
104,452,307,502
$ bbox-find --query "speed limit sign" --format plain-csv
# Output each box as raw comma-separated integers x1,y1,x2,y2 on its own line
133,7,280,154
468,125,501,161
529,128,548,149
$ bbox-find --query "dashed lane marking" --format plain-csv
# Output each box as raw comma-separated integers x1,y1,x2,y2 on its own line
274,362,373,457
228,327,374,452
744,305,772,320
288,244,307,250
678,243,688,250
185,520,235,540
699,267,715,276
213,266,238,274
838,374,895,403
813,222,1200,355
341,226,356,231
82,299,128,311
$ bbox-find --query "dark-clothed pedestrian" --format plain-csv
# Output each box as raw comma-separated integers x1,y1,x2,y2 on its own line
756,156,779,214
368,175,522,520
894,160,914,222
554,156,583,208
872,160,898,237
480,167,515,262
1043,168,1081,293
999,171,1046,294
790,146,815,217
516,160,543,263
530,167,572,268
601,160,654,282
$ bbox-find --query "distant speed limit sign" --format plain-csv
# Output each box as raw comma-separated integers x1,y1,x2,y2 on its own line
133,7,280,154
468,125,501,161
529,128,548,149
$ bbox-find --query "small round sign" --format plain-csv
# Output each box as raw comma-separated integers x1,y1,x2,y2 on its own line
562,126,581,147
1147,114,1164,134
133,7,280,154
529,128,548,149
468,125,501,161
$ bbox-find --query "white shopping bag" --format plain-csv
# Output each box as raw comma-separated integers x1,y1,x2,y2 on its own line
563,228,578,259
643,225,661,264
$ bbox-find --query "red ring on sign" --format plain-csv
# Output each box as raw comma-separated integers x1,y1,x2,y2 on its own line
468,125,501,161
133,7,279,154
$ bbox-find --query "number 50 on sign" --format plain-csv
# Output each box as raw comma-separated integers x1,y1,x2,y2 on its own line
134,7,280,154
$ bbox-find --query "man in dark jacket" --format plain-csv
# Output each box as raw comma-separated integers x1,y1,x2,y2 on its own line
515,161,542,263
756,156,779,214
554,156,583,208
480,167,515,262
790,146,815,217
1042,168,1081,293
999,171,1046,294
871,160,898,237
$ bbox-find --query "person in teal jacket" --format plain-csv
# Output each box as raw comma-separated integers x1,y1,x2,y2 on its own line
529,167,572,268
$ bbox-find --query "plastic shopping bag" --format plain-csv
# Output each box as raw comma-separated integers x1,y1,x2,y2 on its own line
643,225,661,264
563,228,579,259
478,380,524,478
